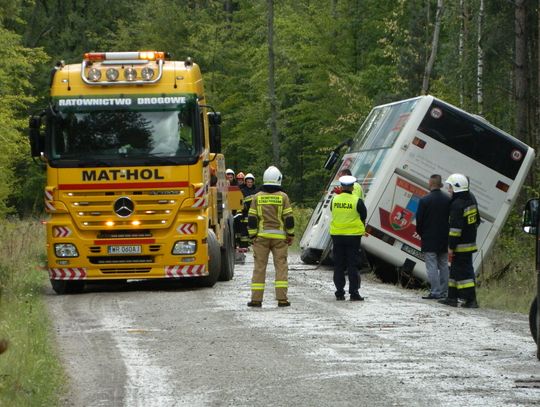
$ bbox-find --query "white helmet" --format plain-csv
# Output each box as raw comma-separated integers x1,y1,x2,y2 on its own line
225,168,235,176
263,166,282,186
245,173,255,181
445,173,469,192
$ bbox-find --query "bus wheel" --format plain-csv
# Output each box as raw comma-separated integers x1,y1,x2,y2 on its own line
219,217,235,281
530,296,538,344
50,280,85,295
372,258,398,284
195,229,221,287
300,248,320,265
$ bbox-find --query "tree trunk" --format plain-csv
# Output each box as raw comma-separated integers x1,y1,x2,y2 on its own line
421,0,444,95
514,0,528,143
267,0,279,164
476,0,484,116
459,0,465,106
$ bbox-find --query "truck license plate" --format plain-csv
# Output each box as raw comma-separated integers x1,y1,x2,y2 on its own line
108,245,142,255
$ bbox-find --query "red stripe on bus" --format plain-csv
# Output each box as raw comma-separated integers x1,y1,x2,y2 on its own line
94,239,156,245
58,182,189,190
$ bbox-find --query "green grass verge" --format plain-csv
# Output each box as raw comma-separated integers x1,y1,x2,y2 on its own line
0,219,64,406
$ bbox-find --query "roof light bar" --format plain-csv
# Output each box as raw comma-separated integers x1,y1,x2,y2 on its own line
83,51,166,62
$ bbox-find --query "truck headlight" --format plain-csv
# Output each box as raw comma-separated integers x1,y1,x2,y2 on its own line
54,243,79,258
106,68,119,81
172,240,196,255
141,67,154,81
87,68,101,82
124,67,137,81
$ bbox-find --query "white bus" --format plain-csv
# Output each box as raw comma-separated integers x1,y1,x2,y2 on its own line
300,95,535,282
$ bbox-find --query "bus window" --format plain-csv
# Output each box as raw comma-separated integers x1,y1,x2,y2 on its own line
418,102,528,180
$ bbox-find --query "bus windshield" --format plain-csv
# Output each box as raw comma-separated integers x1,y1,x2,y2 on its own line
47,95,201,166
350,98,419,153
345,98,420,194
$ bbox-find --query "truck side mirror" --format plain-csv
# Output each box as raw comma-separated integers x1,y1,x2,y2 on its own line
324,150,339,171
208,111,222,154
522,198,539,235
29,115,44,157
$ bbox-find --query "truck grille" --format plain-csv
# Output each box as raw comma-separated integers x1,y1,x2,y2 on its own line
100,267,152,274
89,256,154,264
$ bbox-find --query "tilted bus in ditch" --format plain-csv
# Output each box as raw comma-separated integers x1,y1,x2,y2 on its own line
29,51,240,294
300,95,535,282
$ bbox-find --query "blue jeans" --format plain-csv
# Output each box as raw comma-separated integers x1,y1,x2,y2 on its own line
424,251,449,298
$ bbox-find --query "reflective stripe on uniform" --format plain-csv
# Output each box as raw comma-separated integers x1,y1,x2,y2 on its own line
274,280,288,288
449,228,462,237
448,279,456,288
455,278,475,289
455,243,478,252
463,205,477,216
251,283,265,291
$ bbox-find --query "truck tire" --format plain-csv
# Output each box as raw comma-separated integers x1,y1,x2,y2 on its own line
194,229,221,287
300,248,321,265
50,279,85,295
219,217,235,281
530,296,538,344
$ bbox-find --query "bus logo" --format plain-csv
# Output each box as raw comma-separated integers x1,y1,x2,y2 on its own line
511,149,523,161
430,107,443,119
390,205,413,231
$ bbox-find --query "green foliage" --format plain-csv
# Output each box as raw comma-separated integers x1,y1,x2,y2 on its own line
0,219,65,406
0,23,47,217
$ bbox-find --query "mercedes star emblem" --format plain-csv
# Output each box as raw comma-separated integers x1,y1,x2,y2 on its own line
114,197,134,218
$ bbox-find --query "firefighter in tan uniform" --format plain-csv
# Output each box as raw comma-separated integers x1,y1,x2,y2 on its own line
247,166,295,308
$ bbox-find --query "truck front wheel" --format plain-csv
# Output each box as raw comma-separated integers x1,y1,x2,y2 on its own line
219,217,235,281
530,296,538,344
50,279,85,295
194,229,221,287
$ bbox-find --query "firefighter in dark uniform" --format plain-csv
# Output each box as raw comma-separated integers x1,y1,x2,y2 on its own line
247,166,294,308
330,175,367,301
238,173,257,248
439,173,480,308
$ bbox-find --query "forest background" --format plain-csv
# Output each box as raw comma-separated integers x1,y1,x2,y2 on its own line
1,0,539,215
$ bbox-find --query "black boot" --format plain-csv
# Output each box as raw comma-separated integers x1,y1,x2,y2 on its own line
461,300,479,308
247,300,262,307
438,297,458,307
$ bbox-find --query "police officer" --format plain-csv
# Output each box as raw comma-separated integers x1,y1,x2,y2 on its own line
438,173,480,308
330,175,367,301
247,166,294,307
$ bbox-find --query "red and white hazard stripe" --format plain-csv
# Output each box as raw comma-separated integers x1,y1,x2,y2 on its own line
176,223,196,235
192,184,208,208
165,265,207,278
48,268,87,280
45,189,56,212
53,226,72,237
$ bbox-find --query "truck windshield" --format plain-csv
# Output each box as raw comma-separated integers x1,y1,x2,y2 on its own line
48,96,201,166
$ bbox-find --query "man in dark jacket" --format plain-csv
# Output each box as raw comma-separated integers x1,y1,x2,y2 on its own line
438,173,480,308
416,174,450,299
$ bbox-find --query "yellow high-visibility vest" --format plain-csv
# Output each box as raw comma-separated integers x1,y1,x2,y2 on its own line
330,192,365,236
